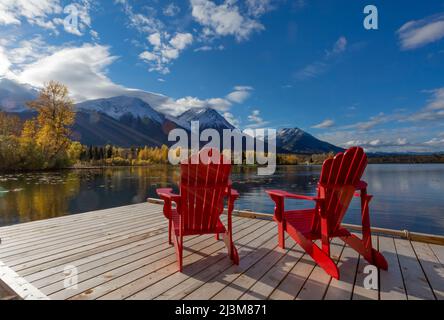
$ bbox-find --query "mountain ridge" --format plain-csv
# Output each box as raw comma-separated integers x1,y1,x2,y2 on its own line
0,78,343,153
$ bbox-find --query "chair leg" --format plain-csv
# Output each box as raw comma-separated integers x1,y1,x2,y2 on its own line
215,233,219,240
223,231,239,265
286,224,339,279
168,219,172,245
278,221,285,249
341,234,388,270
173,233,183,272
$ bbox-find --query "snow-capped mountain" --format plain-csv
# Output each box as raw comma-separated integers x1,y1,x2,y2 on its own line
276,128,344,154
0,78,38,112
76,96,165,123
0,79,342,152
177,107,235,131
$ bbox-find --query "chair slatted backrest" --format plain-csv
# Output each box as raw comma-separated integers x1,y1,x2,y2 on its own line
180,150,231,234
313,147,367,234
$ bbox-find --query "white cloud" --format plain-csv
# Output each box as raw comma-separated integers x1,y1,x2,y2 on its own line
398,14,444,50
2,40,253,119
406,88,444,121
0,0,62,29
312,119,335,129
329,36,347,56
246,109,269,128
295,36,347,80
0,0,96,36
425,137,444,146
148,33,162,47
246,0,274,17
14,44,124,102
226,86,253,103
295,61,328,80
116,0,163,34
169,33,193,50
139,32,194,74
7,37,57,67
163,3,180,17
190,0,265,41
194,44,224,52
342,113,392,131
160,96,232,116
0,48,12,77
223,112,240,127
116,1,193,74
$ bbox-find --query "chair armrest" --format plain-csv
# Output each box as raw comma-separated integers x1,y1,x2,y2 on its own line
156,188,181,219
266,190,321,202
355,181,368,191
225,187,239,199
266,190,324,222
353,181,372,199
156,188,181,201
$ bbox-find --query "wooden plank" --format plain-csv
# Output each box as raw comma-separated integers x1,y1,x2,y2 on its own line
352,235,379,300
295,239,345,300
239,244,306,300
154,222,278,300
378,236,406,300
0,213,163,260
1,280,18,300
429,244,444,265
411,241,444,300
268,252,315,300
40,218,237,296
112,220,273,300
26,214,232,284
32,232,168,288
0,260,48,300
0,206,159,247
212,243,297,300
50,219,250,299
12,221,168,273
5,218,166,269
394,238,435,300
48,233,215,299
182,235,290,300
324,245,360,300
127,220,275,300
0,203,152,235
16,223,167,277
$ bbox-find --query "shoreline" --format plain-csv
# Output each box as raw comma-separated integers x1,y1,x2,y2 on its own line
1,161,444,174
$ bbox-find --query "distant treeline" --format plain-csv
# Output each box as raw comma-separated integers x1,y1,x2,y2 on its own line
1,81,444,172
368,154,444,164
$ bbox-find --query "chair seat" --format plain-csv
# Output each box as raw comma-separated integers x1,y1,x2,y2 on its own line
171,209,227,236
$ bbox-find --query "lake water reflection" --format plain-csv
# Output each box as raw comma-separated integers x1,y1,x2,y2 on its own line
0,164,443,235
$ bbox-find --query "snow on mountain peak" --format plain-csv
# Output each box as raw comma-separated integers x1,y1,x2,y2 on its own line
177,107,235,129
76,95,165,123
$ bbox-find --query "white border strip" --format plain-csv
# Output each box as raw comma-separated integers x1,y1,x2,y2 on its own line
0,260,49,300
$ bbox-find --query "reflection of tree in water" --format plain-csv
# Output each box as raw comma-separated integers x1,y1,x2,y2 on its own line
0,172,80,225
133,165,180,202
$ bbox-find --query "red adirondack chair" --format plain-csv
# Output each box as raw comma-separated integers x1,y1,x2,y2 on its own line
156,149,240,272
267,146,388,279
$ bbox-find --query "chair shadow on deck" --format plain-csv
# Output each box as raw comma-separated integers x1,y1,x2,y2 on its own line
175,236,442,300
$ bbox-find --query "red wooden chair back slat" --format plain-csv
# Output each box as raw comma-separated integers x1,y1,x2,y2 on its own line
180,150,231,234
314,146,367,234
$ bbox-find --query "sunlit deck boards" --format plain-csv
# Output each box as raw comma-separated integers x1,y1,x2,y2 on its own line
0,202,443,300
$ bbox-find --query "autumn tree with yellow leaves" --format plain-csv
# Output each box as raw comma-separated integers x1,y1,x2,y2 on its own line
25,81,76,167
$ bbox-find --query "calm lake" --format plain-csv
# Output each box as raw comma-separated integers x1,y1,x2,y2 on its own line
0,164,443,235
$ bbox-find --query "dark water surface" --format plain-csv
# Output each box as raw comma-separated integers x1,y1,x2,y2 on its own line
0,164,443,235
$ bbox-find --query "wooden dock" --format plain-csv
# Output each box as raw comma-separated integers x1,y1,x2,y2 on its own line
0,202,443,300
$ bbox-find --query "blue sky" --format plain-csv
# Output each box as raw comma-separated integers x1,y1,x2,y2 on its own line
1,0,444,152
